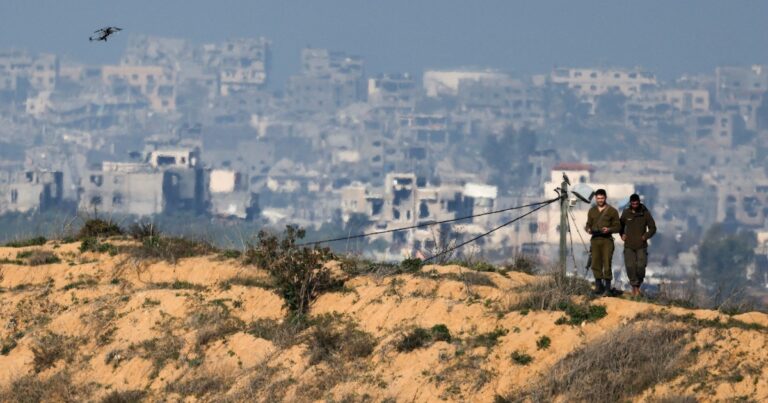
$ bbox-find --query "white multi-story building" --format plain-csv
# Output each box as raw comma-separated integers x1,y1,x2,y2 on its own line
550,67,657,98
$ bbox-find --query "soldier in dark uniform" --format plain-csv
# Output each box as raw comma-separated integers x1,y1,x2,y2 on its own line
585,189,621,296
620,194,657,296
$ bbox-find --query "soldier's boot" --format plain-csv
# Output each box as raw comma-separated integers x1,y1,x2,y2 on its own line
603,279,613,296
631,286,640,297
592,279,605,297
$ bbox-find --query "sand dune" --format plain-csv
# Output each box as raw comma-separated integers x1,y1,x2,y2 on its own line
0,241,766,402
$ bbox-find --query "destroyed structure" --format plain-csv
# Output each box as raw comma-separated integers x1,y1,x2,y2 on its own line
1,37,767,288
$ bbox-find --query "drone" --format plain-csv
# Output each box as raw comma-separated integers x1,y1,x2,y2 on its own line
89,27,122,42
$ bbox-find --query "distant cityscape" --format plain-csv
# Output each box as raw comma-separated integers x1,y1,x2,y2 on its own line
0,35,767,291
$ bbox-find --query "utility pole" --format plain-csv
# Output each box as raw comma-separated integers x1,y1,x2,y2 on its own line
559,173,570,277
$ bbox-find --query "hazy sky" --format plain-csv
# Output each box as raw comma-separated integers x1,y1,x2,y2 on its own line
1,1,766,87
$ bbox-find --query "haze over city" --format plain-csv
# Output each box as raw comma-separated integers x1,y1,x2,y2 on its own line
2,1,768,85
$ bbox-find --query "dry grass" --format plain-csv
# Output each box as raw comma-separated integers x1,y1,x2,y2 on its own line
16,249,61,266
432,353,495,399
166,373,232,398
31,332,80,373
127,236,217,264
248,317,308,348
306,314,377,365
100,389,146,403
507,273,592,312
126,333,184,378
509,321,691,403
188,301,245,348
0,371,88,402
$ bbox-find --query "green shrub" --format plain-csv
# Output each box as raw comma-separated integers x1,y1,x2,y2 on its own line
78,218,123,239
511,350,533,365
536,335,551,350
430,324,452,342
151,280,205,291
396,328,432,352
244,226,336,314
5,236,47,248
79,238,118,254
220,275,273,290
555,303,607,325
219,249,242,259
468,327,508,348
400,257,423,273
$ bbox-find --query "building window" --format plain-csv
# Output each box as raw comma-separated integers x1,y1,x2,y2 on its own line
112,193,123,205
90,175,103,187
11,189,18,203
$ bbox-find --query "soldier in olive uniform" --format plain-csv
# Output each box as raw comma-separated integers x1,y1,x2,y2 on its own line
620,194,657,296
585,189,621,296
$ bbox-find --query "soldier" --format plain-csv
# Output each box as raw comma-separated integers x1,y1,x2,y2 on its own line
620,193,656,297
585,189,621,296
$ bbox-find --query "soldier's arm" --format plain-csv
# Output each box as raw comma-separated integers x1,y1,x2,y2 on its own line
585,209,594,233
619,210,627,236
608,208,621,234
645,209,657,239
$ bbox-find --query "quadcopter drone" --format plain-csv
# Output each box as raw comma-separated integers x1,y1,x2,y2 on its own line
89,27,122,42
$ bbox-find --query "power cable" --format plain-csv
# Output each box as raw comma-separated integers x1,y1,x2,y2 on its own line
297,197,559,246
422,198,557,264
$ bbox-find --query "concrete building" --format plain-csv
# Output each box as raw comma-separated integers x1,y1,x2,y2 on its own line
209,169,257,219
286,48,365,113
423,70,508,98
80,162,165,216
340,172,498,250
101,65,176,113
715,65,767,130
79,148,205,216
550,67,657,98
0,170,63,214
706,168,768,227
457,76,545,128
367,73,417,112
201,38,271,96
625,89,710,130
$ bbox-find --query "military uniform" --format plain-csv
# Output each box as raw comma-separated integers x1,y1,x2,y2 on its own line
620,204,656,288
585,204,621,282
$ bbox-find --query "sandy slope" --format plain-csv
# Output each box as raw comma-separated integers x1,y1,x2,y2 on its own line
0,242,766,402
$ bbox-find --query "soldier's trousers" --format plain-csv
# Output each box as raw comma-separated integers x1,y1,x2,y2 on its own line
624,247,648,287
590,237,614,280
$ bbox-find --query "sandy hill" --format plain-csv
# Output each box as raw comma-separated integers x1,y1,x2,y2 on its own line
0,240,766,403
